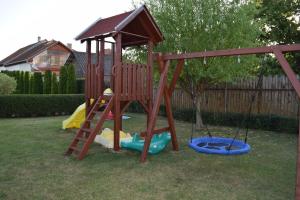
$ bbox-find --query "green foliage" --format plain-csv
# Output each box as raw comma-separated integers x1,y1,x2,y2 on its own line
51,73,59,94
76,79,85,94
66,64,76,94
20,71,24,93
0,73,17,94
0,94,84,117
29,74,34,94
43,70,52,94
24,72,30,94
144,0,261,86
15,71,21,93
59,65,68,94
255,0,300,74
32,72,43,94
127,101,298,134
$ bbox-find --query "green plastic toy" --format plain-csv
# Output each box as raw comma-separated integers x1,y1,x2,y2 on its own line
121,132,171,154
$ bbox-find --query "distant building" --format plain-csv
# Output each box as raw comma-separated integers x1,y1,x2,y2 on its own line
0,38,71,74
0,38,113,78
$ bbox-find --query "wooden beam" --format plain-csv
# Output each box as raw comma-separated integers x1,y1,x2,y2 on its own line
273,48,300,98
113,33,122,151
157,57,178,151
119,31,149,40
297,119,300,200
140,127,170,137
169,59,184,96
140,57,170,162
147,41,153,127
163,44,300,60
100,39,105,93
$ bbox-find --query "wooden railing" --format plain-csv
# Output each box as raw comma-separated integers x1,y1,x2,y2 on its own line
120,63,148,101
85,63,103,99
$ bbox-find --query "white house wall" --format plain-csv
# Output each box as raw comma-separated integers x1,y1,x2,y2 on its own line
4,63,32,71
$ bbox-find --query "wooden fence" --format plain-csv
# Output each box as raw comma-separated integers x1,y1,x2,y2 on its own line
160,75,300,118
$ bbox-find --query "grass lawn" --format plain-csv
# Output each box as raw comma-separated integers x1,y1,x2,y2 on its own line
0,113,297,200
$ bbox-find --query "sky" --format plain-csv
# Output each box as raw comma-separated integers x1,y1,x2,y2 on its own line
0,0,135,60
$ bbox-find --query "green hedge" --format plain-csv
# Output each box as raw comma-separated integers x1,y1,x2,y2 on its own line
0,94,84,117
127,101,298,134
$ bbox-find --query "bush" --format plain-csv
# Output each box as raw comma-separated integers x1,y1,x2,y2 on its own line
43,70,52,94
66,64,76,94
51,73,59,94
0,73,17,94
29,74,34,94
126,102,298,134
76,79,85,94
24,72,30,94
59,66,68,94
0,94,84,117
32,72,43,94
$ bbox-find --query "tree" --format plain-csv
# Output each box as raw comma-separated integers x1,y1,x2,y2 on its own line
20,71,25,93
15,71,21,93
0,73,17,94
141,0,262,128
29,74,34,94
59,65,68,94
255,0,300,74
43,70,52,94
32,72,43,94
51,73,59,94
24,72,30,94
66,64,76,94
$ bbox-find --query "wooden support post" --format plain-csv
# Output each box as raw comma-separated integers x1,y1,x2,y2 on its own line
297,120,300,200
100,39,105,93
141,55,170,162
96,40,100,97
111,43,115,89
157,57,180,151
147,41,153,127
113,33,122,151
85,40,92,117
273,48,300,200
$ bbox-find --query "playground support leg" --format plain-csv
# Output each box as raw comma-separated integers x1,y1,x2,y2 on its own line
140,57,170,162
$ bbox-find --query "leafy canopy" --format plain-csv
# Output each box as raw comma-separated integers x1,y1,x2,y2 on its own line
139,0,262,88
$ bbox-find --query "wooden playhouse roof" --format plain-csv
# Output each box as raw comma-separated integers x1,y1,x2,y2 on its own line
75,5,163,47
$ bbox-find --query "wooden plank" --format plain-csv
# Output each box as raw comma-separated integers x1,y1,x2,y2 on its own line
163,44,300,60
141,57,171,162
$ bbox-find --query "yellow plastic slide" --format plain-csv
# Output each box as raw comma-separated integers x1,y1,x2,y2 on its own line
62,102,87,129
62,88,113,129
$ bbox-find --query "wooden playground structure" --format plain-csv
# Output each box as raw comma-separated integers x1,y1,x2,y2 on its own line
64,5,300,198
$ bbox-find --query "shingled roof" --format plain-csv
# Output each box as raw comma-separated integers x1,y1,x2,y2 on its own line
75,5,163,46
0,40,71,67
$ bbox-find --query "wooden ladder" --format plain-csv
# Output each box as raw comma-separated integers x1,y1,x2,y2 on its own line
65,95,114,160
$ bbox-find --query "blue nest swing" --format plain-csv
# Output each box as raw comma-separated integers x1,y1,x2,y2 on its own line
189,136,251,155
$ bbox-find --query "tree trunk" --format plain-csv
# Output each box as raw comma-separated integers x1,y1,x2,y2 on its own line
195,95,204,129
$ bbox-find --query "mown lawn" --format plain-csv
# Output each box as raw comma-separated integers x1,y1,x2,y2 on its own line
0,113,297,200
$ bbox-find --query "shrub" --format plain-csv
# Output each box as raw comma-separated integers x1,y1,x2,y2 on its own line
76,79,85,94
66,64,76,94
43,70,52,94
51,73,59,94
0,94,84,117
24,72,30,94
20,71,25,93
15,71,21,93
29,74,34,94
59,66,68,94
0,73,17,94
32,72,43,94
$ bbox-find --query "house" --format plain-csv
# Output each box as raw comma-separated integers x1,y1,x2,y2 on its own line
0,38,72,74
65,49,113,80
0,38,113,78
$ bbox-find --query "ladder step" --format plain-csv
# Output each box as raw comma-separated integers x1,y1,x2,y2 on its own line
70,146,81,154
92,111,102,115
82,128,93,133
76,136,87,142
